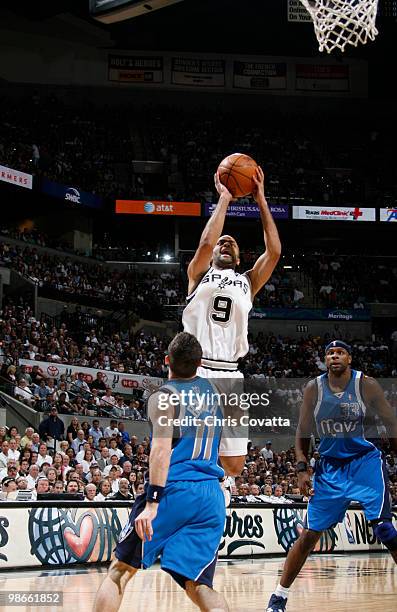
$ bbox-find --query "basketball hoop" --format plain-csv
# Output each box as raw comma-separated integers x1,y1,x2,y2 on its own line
299,0,379,53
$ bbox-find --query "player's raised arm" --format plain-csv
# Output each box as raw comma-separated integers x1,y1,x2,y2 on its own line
363,376,397,453
187,172,233,293
295,380,317,496
245,167,281,297
134,391,174,542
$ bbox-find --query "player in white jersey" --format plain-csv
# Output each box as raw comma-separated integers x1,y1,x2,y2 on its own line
183,166,281,458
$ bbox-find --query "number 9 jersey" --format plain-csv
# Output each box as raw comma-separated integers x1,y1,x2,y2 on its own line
182,267,252,369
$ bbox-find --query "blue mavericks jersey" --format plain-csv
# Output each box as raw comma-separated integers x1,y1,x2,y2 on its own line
314,369,375,459
156,376,225,482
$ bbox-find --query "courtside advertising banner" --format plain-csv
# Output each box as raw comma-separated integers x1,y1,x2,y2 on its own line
19,359,163,394
0,165,33,190
380,208,397,222
0,504,394,568
204,203,289,219
233,62,287,90
41,178,103,209
293,206,375,221
295,64,350,92
171,57,225,87
108,54,164,83
116,199,201,216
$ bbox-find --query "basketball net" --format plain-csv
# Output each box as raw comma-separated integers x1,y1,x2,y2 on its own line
299,0,379,53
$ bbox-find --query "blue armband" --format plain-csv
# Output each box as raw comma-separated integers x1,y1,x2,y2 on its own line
147,484,165,503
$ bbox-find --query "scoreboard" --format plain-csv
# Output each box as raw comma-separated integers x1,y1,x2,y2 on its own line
89,0,184,23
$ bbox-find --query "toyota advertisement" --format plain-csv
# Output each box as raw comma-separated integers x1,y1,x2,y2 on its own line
41,178,103,209
204,203,289,219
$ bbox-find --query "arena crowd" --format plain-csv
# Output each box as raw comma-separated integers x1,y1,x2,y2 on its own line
1,93,395,205
0,420,396,506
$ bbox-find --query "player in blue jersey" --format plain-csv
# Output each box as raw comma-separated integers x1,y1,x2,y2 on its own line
94,332,244,612
267,340,397,612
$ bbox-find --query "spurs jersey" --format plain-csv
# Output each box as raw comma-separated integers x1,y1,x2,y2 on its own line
182,266,252,367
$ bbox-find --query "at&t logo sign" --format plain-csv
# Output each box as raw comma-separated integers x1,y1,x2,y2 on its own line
144,201,155,213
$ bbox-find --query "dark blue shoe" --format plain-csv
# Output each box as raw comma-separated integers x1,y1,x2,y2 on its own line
266,593,287,612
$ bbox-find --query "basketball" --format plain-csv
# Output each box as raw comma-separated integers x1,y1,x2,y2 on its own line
217,153,258,198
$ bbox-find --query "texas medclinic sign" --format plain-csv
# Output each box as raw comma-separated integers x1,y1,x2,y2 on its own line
116,200,201,216
293,205,376,221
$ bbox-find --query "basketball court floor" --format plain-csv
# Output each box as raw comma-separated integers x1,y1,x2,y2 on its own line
0,554,395,611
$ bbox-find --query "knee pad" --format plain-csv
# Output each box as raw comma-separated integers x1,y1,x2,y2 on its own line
373,521,397,551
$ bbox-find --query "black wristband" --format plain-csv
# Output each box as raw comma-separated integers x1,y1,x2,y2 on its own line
147,484,165,503
296,461,308,473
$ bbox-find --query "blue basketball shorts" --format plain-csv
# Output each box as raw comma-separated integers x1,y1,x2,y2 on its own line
115,479,226,589
306,447,392,532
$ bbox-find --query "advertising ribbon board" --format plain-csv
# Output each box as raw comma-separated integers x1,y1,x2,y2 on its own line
171,57,225,87
116,200,201,216
108,54,164,83
233,61,287,90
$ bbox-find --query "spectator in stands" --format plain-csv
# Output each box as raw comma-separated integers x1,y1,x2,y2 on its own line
103,454,120,476
104,419,119,439
101,388,117,413
54,381,70,402
85,483,97,501
0,441,10,469
18,459,30,477
260,441,273,461
14,379,34,406
81,449,95,474
56,392,74,414
7,439,20,462
91,372,107,394
46,468,58,488
135,483,145,495
0,477,17,500
53,481,65,494
117,421,130,445
5,365,17,385
71,396,87,416
0,461,18,483
37,443,53,467
109,477,133,500
95,479,112,501
30,365,45,386
89,420,103,448
108,438,123,460
66,417,80,443
66,480,80,494
20,427,34,448
31,432,40,452
71,430,87,454
39,407,65,443
26,464,40,489
35,477,50,497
